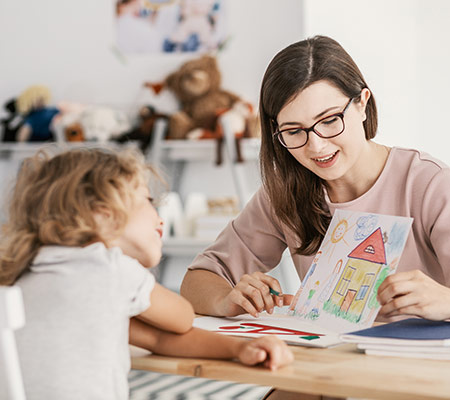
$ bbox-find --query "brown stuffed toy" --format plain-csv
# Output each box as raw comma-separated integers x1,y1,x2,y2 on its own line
115,105,167,152
145,55,259,165
64,122,84,142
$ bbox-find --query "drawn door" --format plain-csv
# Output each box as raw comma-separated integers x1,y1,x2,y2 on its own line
341,289,357,312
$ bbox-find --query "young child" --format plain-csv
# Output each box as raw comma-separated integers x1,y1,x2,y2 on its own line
0,147,293,400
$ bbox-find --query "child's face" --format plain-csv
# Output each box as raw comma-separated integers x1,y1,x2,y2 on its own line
110,183,163,269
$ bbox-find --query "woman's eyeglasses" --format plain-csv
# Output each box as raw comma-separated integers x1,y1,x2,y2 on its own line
273,97,354,149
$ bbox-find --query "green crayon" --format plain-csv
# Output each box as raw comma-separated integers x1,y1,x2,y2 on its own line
269,288,281,296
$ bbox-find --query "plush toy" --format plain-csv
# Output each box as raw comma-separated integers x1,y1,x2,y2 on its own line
51,103,132,143
77,106,131,142
115,105,167,152
1,98,24,142
64,122,85,142
16,85,60,142
145,55,259,164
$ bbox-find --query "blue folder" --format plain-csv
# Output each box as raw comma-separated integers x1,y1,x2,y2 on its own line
341,318,450,343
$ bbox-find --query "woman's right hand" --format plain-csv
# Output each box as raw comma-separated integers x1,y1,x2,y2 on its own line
218,271,293,317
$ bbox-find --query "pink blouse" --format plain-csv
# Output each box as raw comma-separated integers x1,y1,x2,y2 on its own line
188,147,450,320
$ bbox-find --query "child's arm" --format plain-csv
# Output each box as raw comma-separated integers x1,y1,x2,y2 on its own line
129,318,294,370
137,282,194,334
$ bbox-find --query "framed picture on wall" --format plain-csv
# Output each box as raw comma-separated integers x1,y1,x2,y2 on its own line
116,0,227,54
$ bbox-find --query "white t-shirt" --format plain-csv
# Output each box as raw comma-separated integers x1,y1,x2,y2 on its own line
15,242,155,400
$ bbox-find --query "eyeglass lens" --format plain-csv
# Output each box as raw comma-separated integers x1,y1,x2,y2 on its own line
280,114,344,148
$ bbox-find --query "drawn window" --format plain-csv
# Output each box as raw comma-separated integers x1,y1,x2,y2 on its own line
364,245,375,254
355,273,375,300
336,266,356,296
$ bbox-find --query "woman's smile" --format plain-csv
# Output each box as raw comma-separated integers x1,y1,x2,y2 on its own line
311,150,339,168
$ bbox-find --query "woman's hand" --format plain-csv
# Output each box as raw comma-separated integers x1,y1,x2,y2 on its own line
377,270,450,320
236,336,294,370
218,271,293,317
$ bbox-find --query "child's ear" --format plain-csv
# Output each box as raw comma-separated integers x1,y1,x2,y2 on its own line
93,208,116,243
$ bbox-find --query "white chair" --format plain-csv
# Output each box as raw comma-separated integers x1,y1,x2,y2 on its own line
0,286,26,400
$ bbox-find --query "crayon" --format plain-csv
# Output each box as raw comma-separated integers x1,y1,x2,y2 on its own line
269,288,281,296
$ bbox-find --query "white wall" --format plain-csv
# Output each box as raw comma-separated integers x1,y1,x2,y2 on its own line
304,0,450,164
0,0,303,114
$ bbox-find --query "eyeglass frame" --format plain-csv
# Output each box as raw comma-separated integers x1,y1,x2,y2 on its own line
273,97,354,149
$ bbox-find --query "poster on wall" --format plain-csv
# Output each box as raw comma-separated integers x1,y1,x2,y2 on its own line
116,0,227,54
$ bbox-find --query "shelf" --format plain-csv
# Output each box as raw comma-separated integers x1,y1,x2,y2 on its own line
0,141,137,159
162,237,213,256
157,138,260,162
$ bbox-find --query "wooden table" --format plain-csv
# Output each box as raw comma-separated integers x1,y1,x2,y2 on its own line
131,342,450,400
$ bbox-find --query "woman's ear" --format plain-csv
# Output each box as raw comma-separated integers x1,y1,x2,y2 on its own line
358,88,371,121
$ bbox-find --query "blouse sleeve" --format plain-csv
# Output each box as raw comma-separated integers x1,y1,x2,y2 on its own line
188,188,289,286
420,167,450,287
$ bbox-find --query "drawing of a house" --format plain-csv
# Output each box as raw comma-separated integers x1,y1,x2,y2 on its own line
326,228,386,321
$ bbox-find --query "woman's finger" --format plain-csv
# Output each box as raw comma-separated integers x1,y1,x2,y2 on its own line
378,292,419,316
228,289,260,317
242,273,277,312
237,281,266,312
377,279,417,305
254,273,285,308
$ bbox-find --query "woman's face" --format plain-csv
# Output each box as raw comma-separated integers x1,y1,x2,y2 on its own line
276,80,370,183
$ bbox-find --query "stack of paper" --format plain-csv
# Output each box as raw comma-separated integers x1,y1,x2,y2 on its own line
340,318,450,360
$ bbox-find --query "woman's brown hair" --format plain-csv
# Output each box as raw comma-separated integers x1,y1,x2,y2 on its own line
259,35,378,255
0,147,157,285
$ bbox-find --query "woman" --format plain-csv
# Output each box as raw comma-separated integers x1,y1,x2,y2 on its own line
181,35,450,324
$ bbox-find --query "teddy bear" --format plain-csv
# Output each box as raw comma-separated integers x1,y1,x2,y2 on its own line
145,55,259,164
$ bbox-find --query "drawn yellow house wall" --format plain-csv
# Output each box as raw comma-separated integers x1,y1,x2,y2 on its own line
328,228,386,319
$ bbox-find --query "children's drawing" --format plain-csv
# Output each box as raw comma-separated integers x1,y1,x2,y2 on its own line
323,227,385,322
354,214,378,240
291,209,413,333
212,317,344,347
289,251,322,311
217,322,323,340
321,217,354,262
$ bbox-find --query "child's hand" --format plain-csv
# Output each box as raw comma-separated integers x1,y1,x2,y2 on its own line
237,336,294,370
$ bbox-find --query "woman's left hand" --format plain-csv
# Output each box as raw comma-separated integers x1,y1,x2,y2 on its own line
377,270,450,320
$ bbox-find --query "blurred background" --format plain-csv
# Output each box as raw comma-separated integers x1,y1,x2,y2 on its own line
1,0,449,294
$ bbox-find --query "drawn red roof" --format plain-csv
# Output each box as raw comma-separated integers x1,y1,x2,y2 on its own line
347,227,386,264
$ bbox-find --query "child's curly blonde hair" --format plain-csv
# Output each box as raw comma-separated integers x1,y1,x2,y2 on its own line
0,146,160,285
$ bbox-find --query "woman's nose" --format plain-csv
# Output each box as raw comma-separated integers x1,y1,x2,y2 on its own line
306,130,328,152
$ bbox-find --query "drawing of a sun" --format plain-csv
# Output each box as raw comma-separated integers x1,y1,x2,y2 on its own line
322,217,355,261
331,220,348,243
